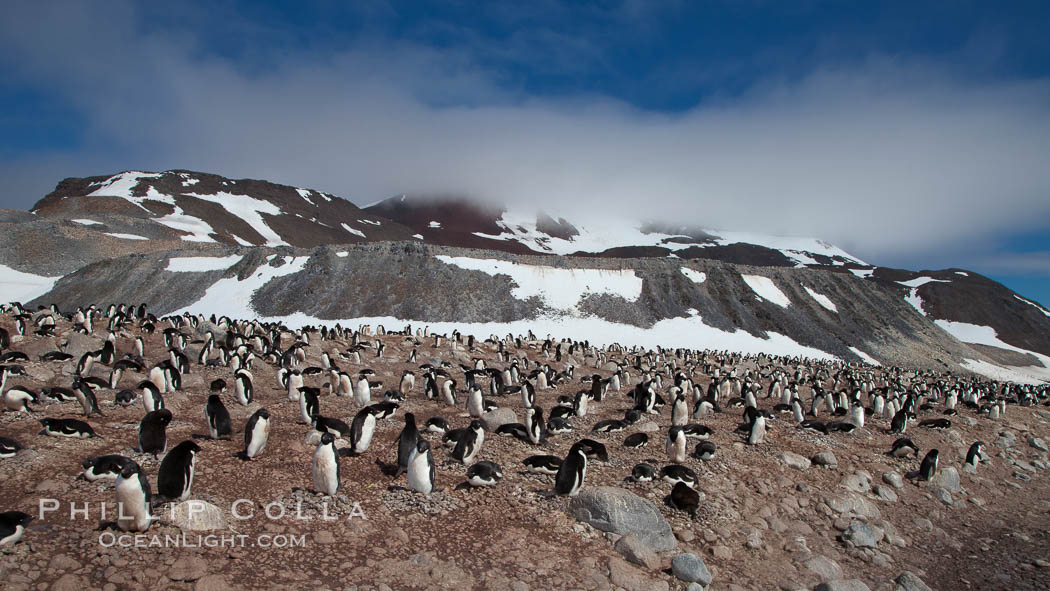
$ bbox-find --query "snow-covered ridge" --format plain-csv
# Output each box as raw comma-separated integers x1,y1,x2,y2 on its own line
802,285,837,313
741,275,791,308
680,268,707,284
166,255,243,273
0,264,61,303
936,320,1050,384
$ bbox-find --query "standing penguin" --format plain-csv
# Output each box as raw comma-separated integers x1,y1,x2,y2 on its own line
918,449,939,481
234,371,253,406
138,409,172,455
965,441,985,471
666,426,688,463
298,388,320,424
141,381,164,413
748,412,766,445
114,461,152,532
394,413,420,477
525,405,545,445
407,439,436,494
554,440,588,496
72,380,103,416
242,408,270,460
890,408,909,434
354,375,371,406
205,395,233,440
671,391,689,426
312,432,340,496
348,407,378,455
157,440,200,501
440,379,458,407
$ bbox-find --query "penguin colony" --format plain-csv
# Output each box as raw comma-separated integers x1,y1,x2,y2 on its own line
0,301,1047,587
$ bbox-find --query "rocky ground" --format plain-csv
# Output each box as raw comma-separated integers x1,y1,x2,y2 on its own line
0,311,1048,591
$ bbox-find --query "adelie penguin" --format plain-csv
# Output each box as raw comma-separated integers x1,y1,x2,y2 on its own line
0,436,24,458
3,386,34,412
313,432,341,496
423,416,449,435
450,420,484,465
158,440,200,501
666,426,687,462
40,418,99,438
630,463,657,482
889,438,919,458
623,433,649,449
466,461,503,487
115,461,153,532
0,511,33,546
965,441,986,472
138,409,173,455
694,441,717,461
523,455,562,475
241,408,270,460
298,387,320,425
80,454,132,481
347,407,378,455
393,413,420,476
554,441,589,496
917,449,939,481
660,464,698,488
669,481,700,517
407,439,436,494
205,395,233,440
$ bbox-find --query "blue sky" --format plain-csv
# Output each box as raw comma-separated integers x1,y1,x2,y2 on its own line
1,1,1049,304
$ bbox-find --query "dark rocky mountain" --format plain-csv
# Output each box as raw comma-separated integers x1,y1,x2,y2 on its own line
2,169,1048,382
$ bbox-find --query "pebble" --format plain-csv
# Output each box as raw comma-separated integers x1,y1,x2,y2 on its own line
671,553,713,586
881,472,904,489
812,451,838,469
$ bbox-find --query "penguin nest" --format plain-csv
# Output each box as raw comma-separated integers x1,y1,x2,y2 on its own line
381,488,463,514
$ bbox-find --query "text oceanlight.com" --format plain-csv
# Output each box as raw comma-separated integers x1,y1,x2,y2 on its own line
98,532,306,548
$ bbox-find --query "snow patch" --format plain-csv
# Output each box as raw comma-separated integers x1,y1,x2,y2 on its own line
412,234,424,240
741,275,791,308
296,189,315,206
340,223,365,238
166,255,242,273
71,219,102,226
170,255,309,319
336,251,349,258
937,320,1050,383
904,289,926,316
230,234,252,247
897,277,949,288
155,208,217,242
435,255,643,311
802,285,837,312
428,221,442,229
680,268,707,284
182,179,199,187
849,268,874,279
360,219,381,226
848,346,881,366
184,192,286,246
104,232,148,241
1015,295,1050,318
0,264,61,303
960,359,1049,385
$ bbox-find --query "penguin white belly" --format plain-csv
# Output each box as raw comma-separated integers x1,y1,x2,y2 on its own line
354,381,370,406
313,446,339,495
407,452,432,494
246,420,270,458
354,415,376,453
115,479,151,532
0,525,24,546
180,456,196,501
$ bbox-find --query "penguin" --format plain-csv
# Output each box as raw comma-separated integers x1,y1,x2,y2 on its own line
466,461,503,487
890,438,919,458
694,440,717,461
76,351,96,377
525,405,545,444
965,441,985,470
890,409,909,434
0,511,33,547
242,408,270,459
210,379,227,393
392,412,420,475
3,386,34,412
348,407,378,455
440,379,457,406
39,418,99,438
467,387,485,418
157,440,200,501
138,409,173,455
114,461,152,532
547,416,573,435
313,432,340,495
141,381,164,413
666,426,687,462
0,436,24,458
312,415,351,438
682,424,713,439
40,386,76,402
630,463,657,482
114,389,137,407
671,391,689,426
746,410,766,445
205,394,233,440
450,420,484,464
623,433,649,448
298,387,320,424
592,419,628,433
423,416,449,435
661,464,698,488
919,418,951,430
523,455,562,475
407,439,436,494
577,439,609,462
354,375,371,406
669,481,700,517
79,454,132,481
234,371,253,406
553,441,588,496
918,449,939,481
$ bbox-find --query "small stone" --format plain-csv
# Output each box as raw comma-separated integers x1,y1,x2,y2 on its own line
614,534,660,570
842,522,877,548
804,556,843,581
712,545,733,560
841,473,871,493
882,472,904,489
929,466,960,493
314,530,336,544
874,485,898,502
931,487,953,506
194,575,230,591
815,580,871,591
671,553,713,586
50,575,83,591
895,571,933,591
168,557,208,582
1030,437,1048,451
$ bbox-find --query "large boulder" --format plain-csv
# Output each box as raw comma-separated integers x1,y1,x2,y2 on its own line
568,487,676,552
62,331,103,359
480,408,517,431
169,500,228,531
929,466,960,493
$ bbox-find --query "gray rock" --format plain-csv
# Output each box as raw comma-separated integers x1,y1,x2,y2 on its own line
804,556,843,580
873,485,898,502
62,331,103,358
842,522,878,548
782,451,811,471
930,487,953,506
480,408,517,431
995,430,1017,449
882,472,904,489
569,487,677,552
815,581,871,591
671,553,712,586
929,466,960,493
614,534,660,570
840,473,871,493
601,361,620,372
812,451,838,468
894,571,934,591
825,492,881,519
169,500,228,531
1029,437,1048,452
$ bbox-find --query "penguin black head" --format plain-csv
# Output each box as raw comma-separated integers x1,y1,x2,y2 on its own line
178,440,202,454
207,394,222,405
320,432,335,446
119,462,141,479
81,457,96,469
405,412,416,426
623,409,642,424
469,419,482,431
416,439,430,454
0,511,32,528
257,408,270,420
